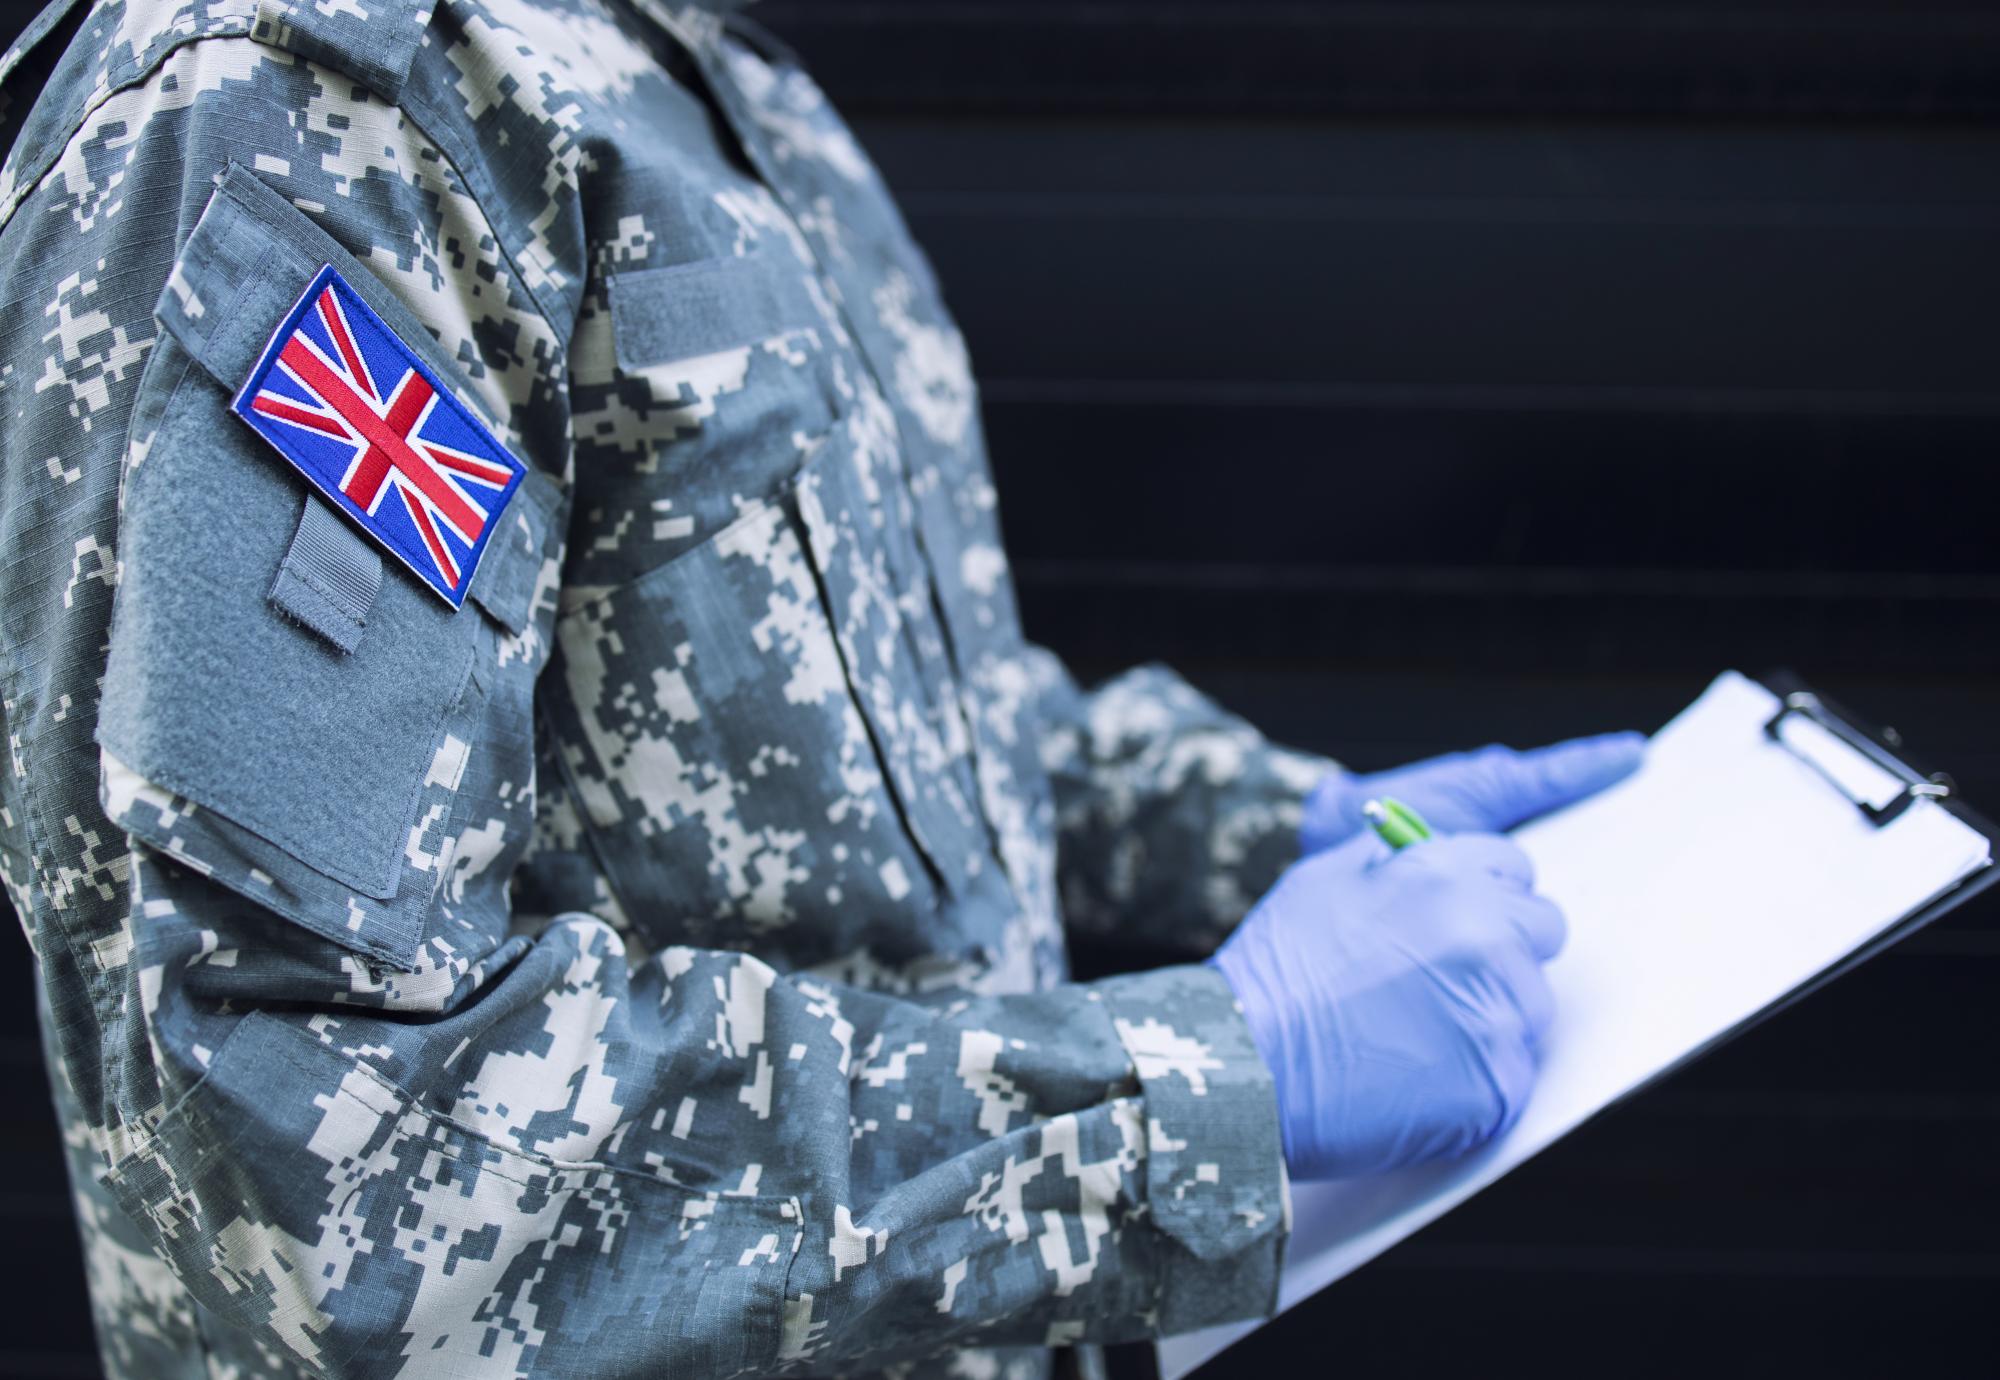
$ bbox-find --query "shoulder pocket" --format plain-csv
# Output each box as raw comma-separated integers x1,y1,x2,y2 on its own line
97,164,559,970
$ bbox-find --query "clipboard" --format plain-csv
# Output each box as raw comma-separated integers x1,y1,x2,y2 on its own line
1715,672,1999,1042
1130,672,1997,1380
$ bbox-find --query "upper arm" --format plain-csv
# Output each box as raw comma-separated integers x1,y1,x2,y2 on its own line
0,24,573,1024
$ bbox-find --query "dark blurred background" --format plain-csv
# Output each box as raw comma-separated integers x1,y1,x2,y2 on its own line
7,1,2000,1375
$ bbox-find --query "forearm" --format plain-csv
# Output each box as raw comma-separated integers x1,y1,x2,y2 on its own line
99,851,1285,1375
1028,649,1335,956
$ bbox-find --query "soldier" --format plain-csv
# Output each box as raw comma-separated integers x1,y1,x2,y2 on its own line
0,2,1640,1376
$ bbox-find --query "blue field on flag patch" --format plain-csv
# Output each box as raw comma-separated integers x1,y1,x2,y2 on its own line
231,263,526,608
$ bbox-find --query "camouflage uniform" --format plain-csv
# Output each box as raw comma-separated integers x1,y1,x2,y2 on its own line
0,2,1332,1375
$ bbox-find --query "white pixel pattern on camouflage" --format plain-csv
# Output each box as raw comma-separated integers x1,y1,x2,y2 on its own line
0,1,1333,1376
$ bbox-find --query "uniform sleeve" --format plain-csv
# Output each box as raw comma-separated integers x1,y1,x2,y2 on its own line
108,864,1289,1375
1024,650,1339,959
0,45,1286,1380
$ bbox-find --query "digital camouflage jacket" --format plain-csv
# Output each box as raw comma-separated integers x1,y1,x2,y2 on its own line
0,2,1330,1376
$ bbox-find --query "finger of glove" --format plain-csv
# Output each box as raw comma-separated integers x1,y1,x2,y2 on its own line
1472,733,1646,830
1295,827,1391,888
1345,753,1474,834
1420,832,1537,892
1351,732,1641,834
1507,892,1569,963
1497,944,1558,1044
1484,1034,1539,1143
1334,748,1512,840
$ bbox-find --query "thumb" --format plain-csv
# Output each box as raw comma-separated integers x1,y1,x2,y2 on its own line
1467,732,1645,829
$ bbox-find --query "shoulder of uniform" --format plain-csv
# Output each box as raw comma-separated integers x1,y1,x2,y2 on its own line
247,0,440,104
6,0,439,110
0,0,439,228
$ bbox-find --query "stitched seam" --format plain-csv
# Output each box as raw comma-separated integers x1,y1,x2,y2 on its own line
396,79,571,346
275,561,370,626
265,1016,788,1199
0,17,259,229
7,31,570,381
268,578,366,652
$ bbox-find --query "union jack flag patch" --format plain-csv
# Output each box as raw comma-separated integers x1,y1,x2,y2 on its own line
233,264,527,609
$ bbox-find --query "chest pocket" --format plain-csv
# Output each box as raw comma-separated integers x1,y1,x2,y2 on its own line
563,226,849,587
545,403,1004,970
96,165,559,974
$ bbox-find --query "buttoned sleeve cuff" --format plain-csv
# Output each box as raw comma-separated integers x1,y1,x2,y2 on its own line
1094,963,1290,1335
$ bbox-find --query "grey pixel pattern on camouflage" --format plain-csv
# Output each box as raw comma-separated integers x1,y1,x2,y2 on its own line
0,1,1331,1375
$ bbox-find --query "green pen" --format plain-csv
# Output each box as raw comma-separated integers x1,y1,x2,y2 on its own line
1362,796,1434,851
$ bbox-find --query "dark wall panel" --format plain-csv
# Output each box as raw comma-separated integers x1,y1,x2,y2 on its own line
854,118,2000,676
889,130,2000,395
4,3,1998,1374
758,1,2000,119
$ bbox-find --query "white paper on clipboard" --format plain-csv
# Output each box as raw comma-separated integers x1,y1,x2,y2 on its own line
1159,671,1991,1378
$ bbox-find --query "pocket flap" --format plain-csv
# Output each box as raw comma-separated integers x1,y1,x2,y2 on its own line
608,251,822,370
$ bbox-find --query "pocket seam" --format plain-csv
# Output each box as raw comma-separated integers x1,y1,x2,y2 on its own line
557,480,786,618
223,1010,797,1200
108,1010,802,1377
778,486,952,902
548,441,963,943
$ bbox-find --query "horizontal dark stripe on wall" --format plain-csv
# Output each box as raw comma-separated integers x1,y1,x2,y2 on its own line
1013,574,2000,673
912,213,2000,397
1174,666,2000,762
1200,1271,1998,1376
0,1190,70,1221
983,403,2000,575
979,378,2000,418
1376,1244,2000,1278
861,120,2000,210
0,1356,99,1380
759,3,2000,119
1017,562,2000,609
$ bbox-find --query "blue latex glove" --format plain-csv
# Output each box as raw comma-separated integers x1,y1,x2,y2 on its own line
1211,831,1567,1180
1299,732,1645,856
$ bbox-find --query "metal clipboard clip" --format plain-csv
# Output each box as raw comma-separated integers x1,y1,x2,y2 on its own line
1763,690,1953,828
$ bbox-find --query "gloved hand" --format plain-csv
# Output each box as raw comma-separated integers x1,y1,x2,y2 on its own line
1299,732,1645,856
1210,831,1567,1180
